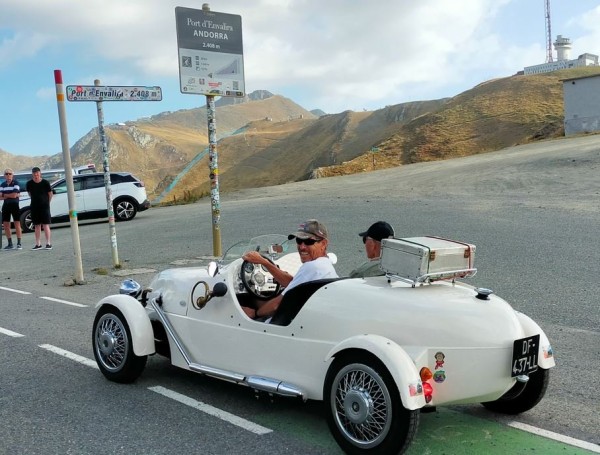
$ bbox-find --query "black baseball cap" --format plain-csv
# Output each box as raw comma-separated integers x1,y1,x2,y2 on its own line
358,221,394,242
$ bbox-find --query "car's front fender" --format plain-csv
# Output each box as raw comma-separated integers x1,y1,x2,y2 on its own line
326,334,426,410
95,295,155,356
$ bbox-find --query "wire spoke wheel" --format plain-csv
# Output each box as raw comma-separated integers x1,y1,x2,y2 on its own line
325,354,419,454
332,363,392,448
95,313,129,372
92,308,147,383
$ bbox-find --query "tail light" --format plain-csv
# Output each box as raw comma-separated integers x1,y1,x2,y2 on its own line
420,367,434,404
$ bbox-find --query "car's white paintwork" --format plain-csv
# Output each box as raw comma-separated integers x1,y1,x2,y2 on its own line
95,248,555,408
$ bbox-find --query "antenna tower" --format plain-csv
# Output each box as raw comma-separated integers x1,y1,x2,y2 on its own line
545,0,553,62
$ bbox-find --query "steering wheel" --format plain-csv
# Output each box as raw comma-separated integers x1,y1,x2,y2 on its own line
240,256,282,300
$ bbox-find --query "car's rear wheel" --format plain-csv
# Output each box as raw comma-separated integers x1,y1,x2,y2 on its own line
114,198,138,221
324,353,419,454
481,368,550,414
20,208,34,233
92,307,147,383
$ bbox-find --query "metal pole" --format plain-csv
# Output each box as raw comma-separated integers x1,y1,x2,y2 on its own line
201,3,222,257
206,95,222,257
94,79,120,267
54,70,84,283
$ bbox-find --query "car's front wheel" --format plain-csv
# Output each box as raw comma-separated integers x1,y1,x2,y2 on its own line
324,353,419,454
92,307,147,383
114,198,138,221
482,367,550,414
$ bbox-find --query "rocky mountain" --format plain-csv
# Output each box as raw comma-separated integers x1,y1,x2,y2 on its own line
3,67,600,202
0,148,47,174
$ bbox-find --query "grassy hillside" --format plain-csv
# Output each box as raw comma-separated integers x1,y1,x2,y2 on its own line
317,67,600,177
56,95,317,196
163,99,447,200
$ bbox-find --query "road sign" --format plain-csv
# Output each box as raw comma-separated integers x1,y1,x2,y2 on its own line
175,6,245,97
66,85,162,102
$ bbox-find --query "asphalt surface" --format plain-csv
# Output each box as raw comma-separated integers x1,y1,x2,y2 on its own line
1,134,599,453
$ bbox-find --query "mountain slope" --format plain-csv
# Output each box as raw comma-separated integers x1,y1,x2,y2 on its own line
44,95,317,196
164,98,447,198
316,67,600,177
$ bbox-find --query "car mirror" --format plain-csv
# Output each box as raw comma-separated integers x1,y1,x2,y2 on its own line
269,244,284,254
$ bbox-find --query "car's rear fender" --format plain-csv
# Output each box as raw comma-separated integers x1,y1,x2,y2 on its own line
514,311,556,369
326,334,426,410
95,295,155,356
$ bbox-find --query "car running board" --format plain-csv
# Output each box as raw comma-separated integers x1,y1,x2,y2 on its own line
150,297,307,401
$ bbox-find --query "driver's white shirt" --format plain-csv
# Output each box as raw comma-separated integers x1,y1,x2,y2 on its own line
282,256,338,295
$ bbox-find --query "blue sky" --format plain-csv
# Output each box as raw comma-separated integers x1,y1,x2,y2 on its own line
2,0,600,157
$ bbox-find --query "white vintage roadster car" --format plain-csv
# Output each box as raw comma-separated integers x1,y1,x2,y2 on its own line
92,235,555,454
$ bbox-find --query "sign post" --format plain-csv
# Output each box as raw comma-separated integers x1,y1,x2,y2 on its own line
175,3,245,257
66,83,162,267
54,70,84,284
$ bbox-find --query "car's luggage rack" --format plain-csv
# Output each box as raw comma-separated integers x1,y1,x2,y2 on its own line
386,268,477,287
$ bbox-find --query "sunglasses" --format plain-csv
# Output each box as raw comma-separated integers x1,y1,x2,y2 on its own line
4,172,12,175
295,237,321,246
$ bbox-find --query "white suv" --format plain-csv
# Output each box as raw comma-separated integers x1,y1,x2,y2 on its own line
19,172,150,232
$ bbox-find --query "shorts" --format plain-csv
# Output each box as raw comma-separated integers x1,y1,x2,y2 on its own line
31,206,52,226
1,203,20,223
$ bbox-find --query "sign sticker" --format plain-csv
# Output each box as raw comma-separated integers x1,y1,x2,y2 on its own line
66,86,162,102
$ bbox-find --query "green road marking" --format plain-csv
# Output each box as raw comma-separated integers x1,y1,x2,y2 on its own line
254,405,597,454
409,408,595,454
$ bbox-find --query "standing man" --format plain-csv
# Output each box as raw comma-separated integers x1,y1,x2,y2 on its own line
1,168,23,250
26,167,53,250
349,221,395,278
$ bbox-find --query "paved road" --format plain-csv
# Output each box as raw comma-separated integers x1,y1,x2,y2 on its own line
1,134,598,453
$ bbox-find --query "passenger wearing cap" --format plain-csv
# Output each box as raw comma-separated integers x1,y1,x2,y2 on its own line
241,219,338,320
349,221,395,278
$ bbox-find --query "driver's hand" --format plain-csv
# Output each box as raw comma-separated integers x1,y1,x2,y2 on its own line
242,251,267,265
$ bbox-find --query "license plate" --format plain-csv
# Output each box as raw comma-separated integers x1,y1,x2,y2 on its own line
511,335,540,377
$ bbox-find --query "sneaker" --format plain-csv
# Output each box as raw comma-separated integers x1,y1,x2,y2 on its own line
45,244,53,250
32,244,43,250
4,244,13,250
16,244,22,250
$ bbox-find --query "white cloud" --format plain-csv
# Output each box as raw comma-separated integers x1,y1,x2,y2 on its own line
0,32,55,70
1,0,592,113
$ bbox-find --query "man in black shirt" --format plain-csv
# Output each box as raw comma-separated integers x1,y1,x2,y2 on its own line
26,167,53,250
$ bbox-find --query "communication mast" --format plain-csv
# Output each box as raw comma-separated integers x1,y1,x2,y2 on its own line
545,0,553,62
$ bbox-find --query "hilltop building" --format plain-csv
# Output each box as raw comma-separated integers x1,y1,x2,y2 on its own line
524,35,598,75
562,73,600,135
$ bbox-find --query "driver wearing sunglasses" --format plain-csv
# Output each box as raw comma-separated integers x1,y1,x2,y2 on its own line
242,219,338,320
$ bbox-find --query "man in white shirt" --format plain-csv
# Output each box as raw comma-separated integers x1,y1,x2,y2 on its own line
242,219,338,319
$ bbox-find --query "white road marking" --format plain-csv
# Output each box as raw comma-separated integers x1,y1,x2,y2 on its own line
0,286,31,294
148,385,273,435
40,296,87,308
39,344,99,370
0,327,25,337
506,421,600,453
